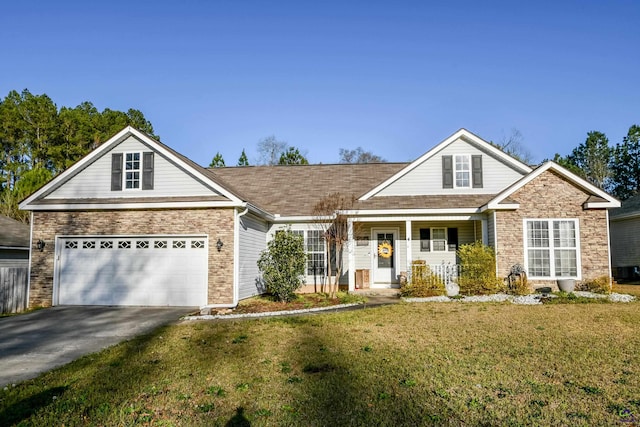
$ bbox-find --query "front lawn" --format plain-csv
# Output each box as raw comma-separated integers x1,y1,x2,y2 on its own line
1,302,639,426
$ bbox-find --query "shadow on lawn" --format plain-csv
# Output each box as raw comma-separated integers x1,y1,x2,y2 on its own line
0,386,68,427
281,312,449,426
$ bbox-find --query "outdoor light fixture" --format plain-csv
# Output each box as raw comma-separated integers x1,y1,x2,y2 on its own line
36,239,46,252
216,238,224,252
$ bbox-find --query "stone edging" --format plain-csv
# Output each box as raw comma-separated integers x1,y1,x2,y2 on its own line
183,302,362,320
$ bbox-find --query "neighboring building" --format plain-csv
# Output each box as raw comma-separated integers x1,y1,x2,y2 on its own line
0,215,30,268
19,127,620,309
609,194,640,280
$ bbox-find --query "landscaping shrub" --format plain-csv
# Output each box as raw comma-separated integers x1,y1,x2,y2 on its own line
400,260,446,297
257,229,307,302
577,276,612,294
457,242,503,295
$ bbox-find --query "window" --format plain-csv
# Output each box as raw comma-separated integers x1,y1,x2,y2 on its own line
125,152,141,189
306,230,325,276
286,229,325,276
82,241,96,249
454,155,470,188
525,219,579,278
442,155,482,189
191,240,205,249
431,228,447,251
419,227,458,252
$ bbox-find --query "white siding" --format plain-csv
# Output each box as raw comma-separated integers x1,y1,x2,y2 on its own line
238,214,268,300
354,222,407,281
45,136,222,199
268,223,340,286
375,138,525,196
610,218,640,268
409,221,475,265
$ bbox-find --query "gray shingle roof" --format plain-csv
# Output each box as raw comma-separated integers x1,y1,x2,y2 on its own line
211,163,497,216
610,194,640,219
0,215,30,248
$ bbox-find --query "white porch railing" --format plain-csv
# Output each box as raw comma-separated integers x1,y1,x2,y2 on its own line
427,263,460,287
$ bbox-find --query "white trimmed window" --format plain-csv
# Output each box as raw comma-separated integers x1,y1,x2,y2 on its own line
125,152,141,189
454,155,470,188
524,219,579,279
290,229,326,276
431,228,447,252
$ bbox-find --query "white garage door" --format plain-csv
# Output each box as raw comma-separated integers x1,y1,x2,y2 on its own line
56,236,208,306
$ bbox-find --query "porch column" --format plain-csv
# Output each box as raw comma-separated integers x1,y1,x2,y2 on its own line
405,220,412,276
347,218,355,292
482,219,488,245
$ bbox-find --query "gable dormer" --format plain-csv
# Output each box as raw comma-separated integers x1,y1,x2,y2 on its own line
360,129,532,199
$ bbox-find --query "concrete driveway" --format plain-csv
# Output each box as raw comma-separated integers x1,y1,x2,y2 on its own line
0,306,194,387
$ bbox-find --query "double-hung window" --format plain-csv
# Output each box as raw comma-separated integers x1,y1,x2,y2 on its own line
431,228,447,251
454,155,470,188
125,152,141,189
525,219,579,278
290,230,326,276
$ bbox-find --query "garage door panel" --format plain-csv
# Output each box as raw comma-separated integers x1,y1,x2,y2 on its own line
57,236,207,306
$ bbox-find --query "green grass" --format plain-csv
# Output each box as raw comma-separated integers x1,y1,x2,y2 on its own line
1,302,640,426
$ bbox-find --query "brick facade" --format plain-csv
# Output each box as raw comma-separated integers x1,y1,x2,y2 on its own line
495,170,610,287
29,208,235,307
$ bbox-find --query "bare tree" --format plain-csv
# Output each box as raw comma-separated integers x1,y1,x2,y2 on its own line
257,135,288,165
339,147,385,163
494,128,534,164
312,193,356,298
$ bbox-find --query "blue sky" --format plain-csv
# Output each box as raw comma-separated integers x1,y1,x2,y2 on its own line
1,0,638,166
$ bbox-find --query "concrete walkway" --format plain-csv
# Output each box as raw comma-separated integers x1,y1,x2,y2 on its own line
0,306,194,387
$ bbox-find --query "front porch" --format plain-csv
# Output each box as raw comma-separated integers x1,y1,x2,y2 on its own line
346,216,487,291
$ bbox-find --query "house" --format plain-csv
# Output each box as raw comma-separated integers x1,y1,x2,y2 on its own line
19,126,620,309
609,194,640,280
0,215,30,268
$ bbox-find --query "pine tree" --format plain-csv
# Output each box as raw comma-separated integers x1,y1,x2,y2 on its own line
237,149,249,166
209,152,225,168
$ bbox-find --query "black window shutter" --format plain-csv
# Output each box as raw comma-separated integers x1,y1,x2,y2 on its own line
448,228,458,252
442,155,453,188
111,153,123,191
142,152,154,190
420,228,430,252
472,155,483,188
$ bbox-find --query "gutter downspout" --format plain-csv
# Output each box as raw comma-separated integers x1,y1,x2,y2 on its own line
27,211,33,309
606,210,613,284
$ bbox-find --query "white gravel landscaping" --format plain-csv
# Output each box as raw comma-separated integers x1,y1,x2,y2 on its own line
404,292,636,305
